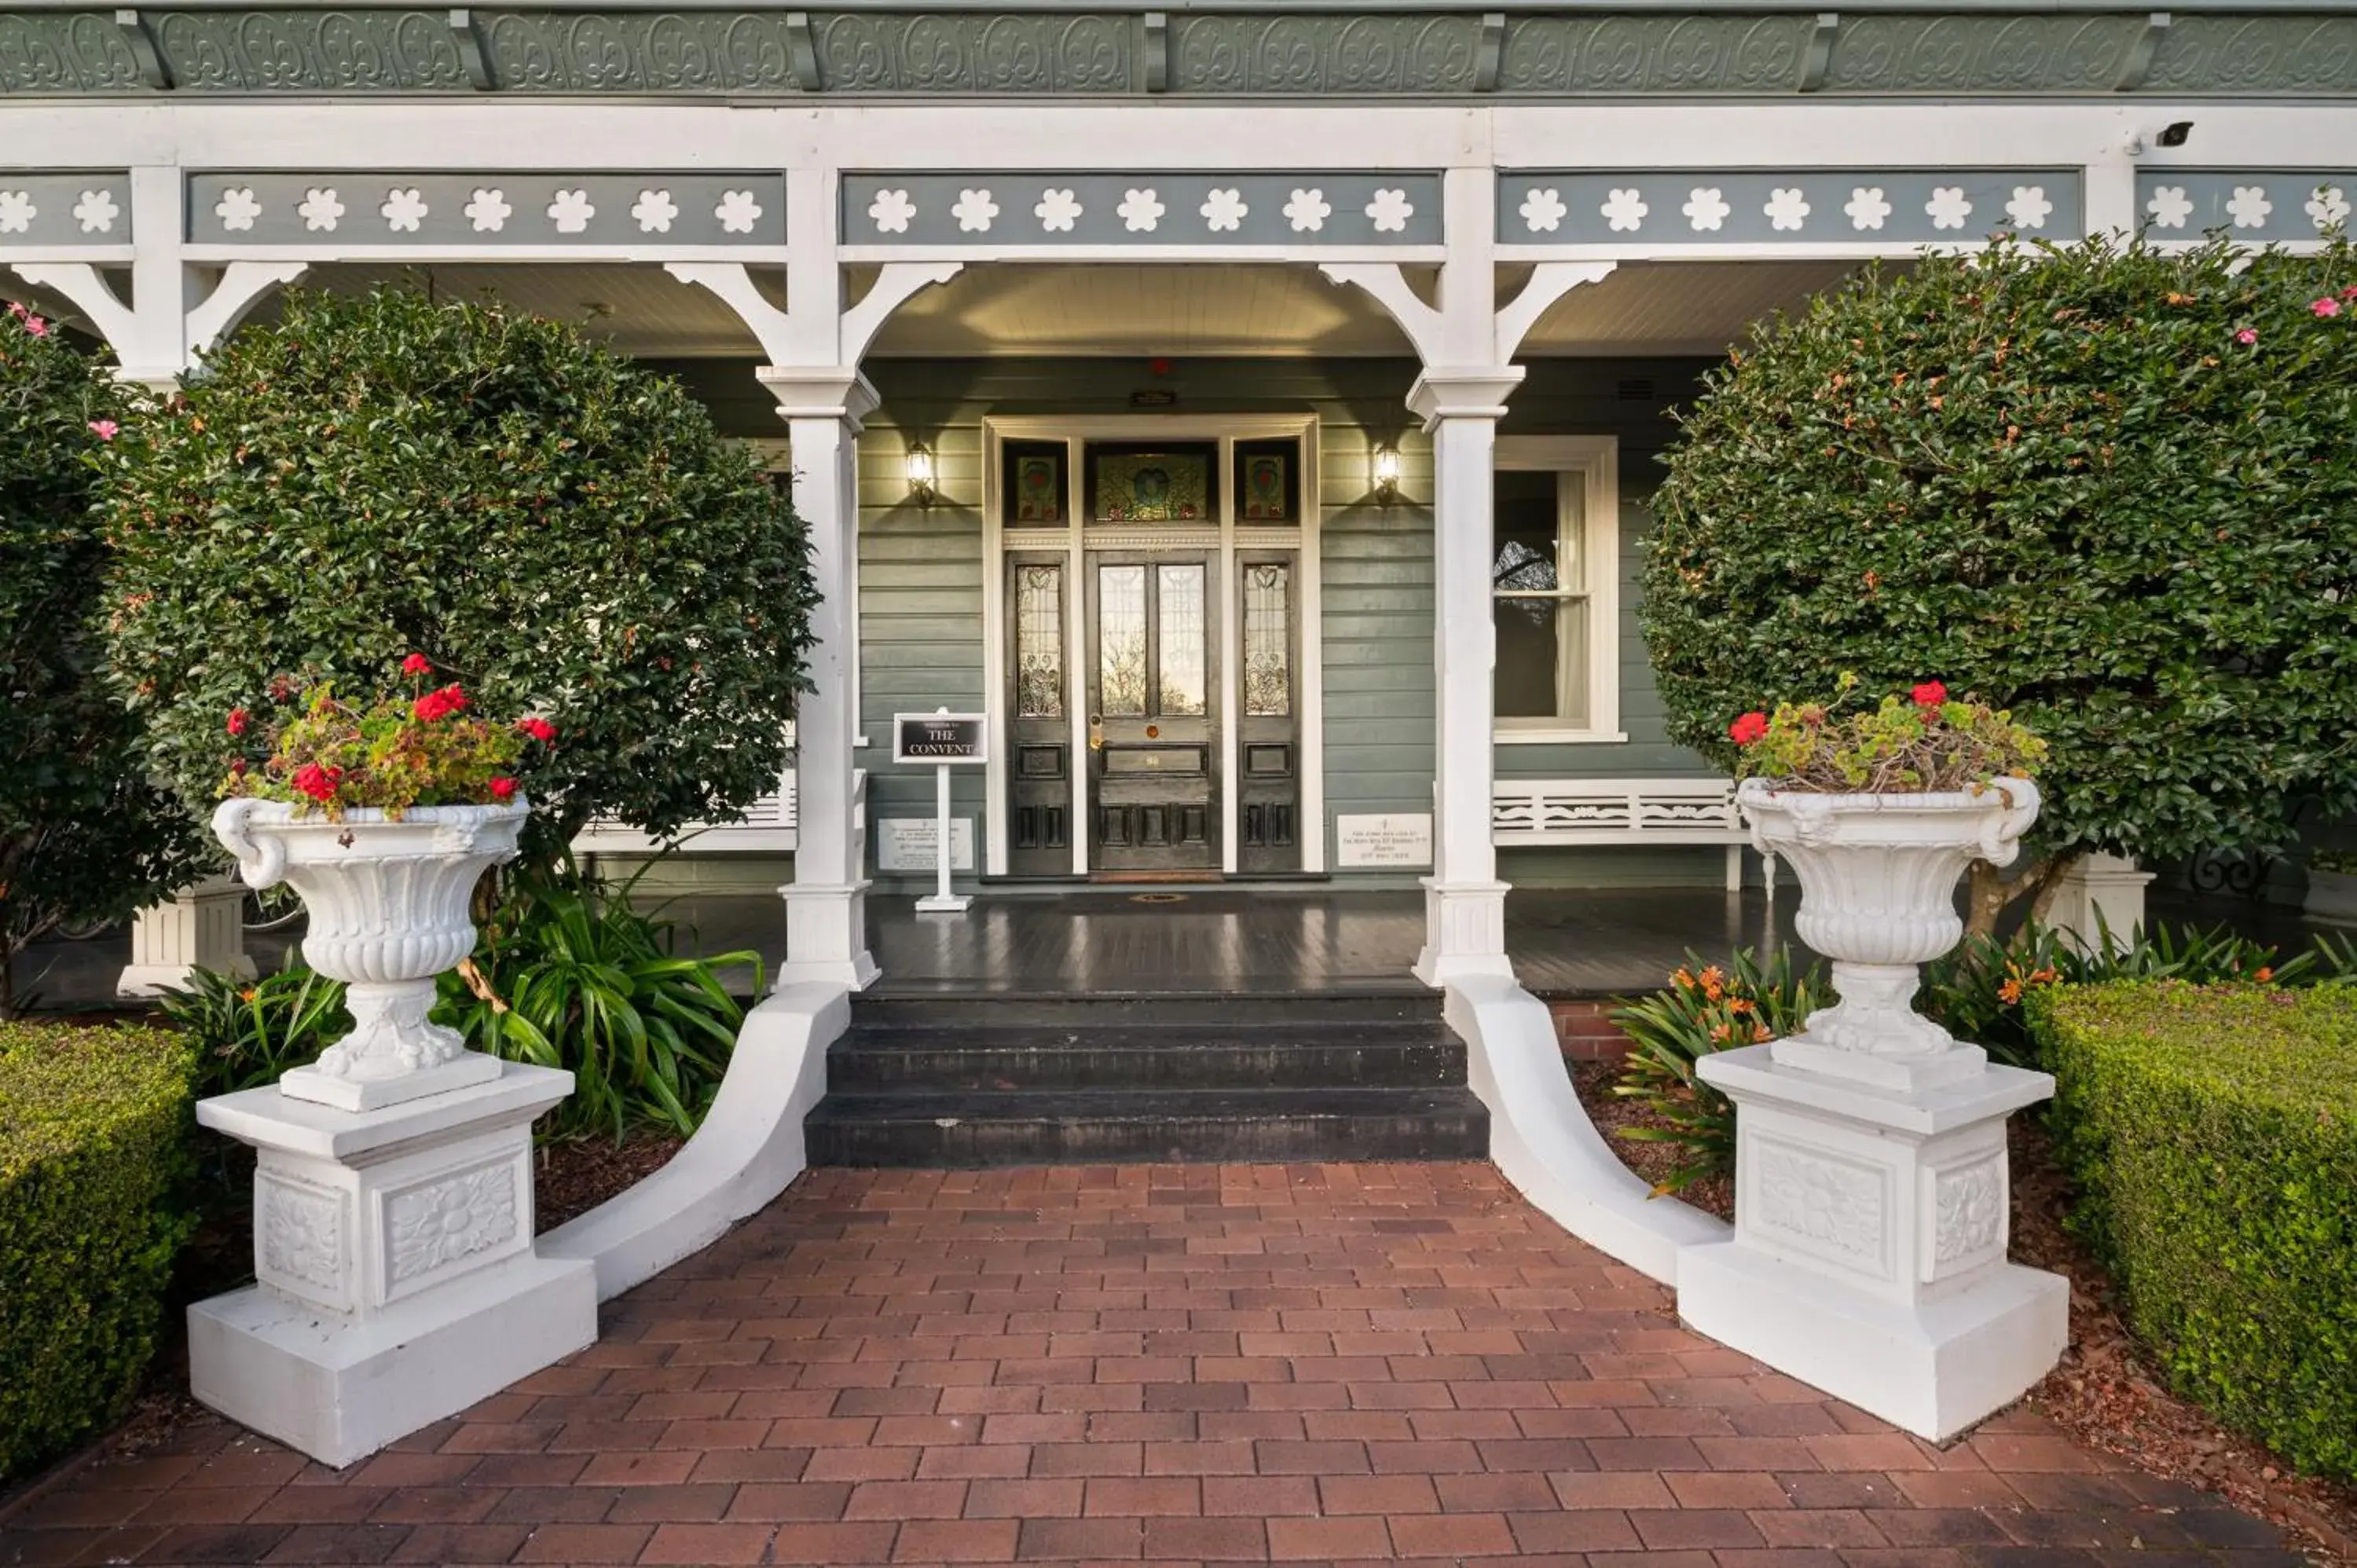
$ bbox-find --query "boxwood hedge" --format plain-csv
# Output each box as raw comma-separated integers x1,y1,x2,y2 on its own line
0,1023,193,1479
2033,981,2357,1480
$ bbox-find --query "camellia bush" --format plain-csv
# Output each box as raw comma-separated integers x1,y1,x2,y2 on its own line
1645,235,2357,930
0,299,206,1013
101,287,816,869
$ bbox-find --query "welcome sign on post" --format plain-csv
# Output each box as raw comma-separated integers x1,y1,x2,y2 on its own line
894,709,988,914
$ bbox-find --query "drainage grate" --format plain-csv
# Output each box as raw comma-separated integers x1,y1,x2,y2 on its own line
1130,892,1189,904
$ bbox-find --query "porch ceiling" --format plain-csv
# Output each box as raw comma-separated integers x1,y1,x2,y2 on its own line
263,256,1862,361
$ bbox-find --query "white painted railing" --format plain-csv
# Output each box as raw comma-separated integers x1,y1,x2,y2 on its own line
573,768,799,853
1490,775,1770,893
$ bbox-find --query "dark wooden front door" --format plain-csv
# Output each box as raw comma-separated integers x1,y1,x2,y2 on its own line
1086,553,1219,873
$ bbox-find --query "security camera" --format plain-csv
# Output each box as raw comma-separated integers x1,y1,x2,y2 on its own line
2157,121,2194,148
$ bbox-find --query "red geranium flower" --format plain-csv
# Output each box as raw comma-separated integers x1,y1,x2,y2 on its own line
1912,680,1948,709
489,777,518,802
412,684,468,722
517,716,557,745
226,708,250,736
291,762,342,803
401,652,434,676
1728,711,1769,746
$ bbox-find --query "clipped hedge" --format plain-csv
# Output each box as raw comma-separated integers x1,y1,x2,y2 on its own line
2033,982,2357,1481
0,1023,193,1479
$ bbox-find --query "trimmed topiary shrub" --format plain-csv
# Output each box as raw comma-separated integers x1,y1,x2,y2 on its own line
2032,981,2357,1481
1,299,207,1013
99,286,817,872
1646,235,2357,932
0,1022,194,1479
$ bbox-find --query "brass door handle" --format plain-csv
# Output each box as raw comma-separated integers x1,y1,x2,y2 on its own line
1087,715,1105,752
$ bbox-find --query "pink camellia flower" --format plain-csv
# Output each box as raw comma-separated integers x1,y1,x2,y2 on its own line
401,651,433,676
21,316,46,337
2343,285,2357,301
88,419,118,441
489,776,518,803
2314,297,2343,318
2234,328,2259,345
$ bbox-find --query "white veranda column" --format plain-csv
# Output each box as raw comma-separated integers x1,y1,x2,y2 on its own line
1410,370,1524,987
759,368,880,991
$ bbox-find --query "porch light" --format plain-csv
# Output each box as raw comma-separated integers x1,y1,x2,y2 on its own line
1372,445,1401,504
905,444,937,506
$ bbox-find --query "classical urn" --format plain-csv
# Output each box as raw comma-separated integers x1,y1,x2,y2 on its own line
213,797,528,1111
1736,775,2039,1090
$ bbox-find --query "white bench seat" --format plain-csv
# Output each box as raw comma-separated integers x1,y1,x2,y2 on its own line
1491,775,1772,893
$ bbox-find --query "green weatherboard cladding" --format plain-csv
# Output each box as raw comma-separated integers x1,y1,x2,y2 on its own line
3,10,2356,97
652,354,1732,887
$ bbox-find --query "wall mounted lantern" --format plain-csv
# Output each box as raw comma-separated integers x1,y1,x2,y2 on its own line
905,444,937,507
1372,445,1401,505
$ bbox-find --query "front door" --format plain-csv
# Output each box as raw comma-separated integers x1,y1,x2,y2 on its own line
1086,553,1219,874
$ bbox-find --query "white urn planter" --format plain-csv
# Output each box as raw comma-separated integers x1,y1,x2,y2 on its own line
1678,775,2069,1442
213,797,528,1110
189,793,596,1468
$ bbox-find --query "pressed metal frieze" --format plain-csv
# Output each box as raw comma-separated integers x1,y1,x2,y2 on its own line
3,9,2355,97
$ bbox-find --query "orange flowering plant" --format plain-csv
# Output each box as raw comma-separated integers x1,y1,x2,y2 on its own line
1725,674,2044,793
1608,949,1827,1195
219,655,556,818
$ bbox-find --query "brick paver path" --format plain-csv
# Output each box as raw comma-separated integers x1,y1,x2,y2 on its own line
0,1163,2302,1566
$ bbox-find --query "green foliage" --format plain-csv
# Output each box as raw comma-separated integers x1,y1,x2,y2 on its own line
0,1021,193,1479
1607,948,1827,1194
1609,921,2357,1185
0,303,206,1011
2033,982,2357,1481
1732,678,2044,791
434,867,759,1139
223,676,530,815
99,286,816,872
1923,918,2353,1067
156,960,351,1099
1646,236,2357,868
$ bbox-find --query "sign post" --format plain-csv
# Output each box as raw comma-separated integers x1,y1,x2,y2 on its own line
893,709,988,914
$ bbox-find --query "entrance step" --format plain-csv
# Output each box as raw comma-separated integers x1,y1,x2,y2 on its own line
805,995,1489,1167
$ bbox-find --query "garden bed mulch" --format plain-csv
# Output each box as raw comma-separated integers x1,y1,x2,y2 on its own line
1571,1052,2357,1568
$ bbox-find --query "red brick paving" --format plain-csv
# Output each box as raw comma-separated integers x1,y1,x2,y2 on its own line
0,1163,2302,1566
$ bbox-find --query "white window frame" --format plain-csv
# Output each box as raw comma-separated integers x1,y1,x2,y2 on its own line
1493,434,1622,746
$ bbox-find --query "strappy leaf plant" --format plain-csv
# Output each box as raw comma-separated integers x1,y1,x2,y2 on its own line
436,864,761,1140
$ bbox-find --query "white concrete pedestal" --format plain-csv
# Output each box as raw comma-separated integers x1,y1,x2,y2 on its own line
118,876,253,997
2046,852,2153,954
188,1064,596,1467
1681,1044,2067,1442
1413,879,1515,987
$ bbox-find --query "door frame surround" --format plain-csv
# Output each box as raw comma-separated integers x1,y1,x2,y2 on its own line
981,412,1325,878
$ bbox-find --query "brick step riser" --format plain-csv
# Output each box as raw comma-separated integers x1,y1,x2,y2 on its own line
804,1109,1490,1167
827,1039,1468,1093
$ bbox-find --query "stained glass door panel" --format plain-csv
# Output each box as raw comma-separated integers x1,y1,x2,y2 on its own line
1004,554,1073,876
1236,555,1301,873
1084,551,1219,874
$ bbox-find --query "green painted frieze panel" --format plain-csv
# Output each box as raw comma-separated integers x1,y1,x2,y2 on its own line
1498,168,2086,244
1495,15,1814,94
842,171,1443,247
3,8,2356,97
186,170,786,244
1171,14,1481,94
0,169,130,241
2136,170,2355,241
